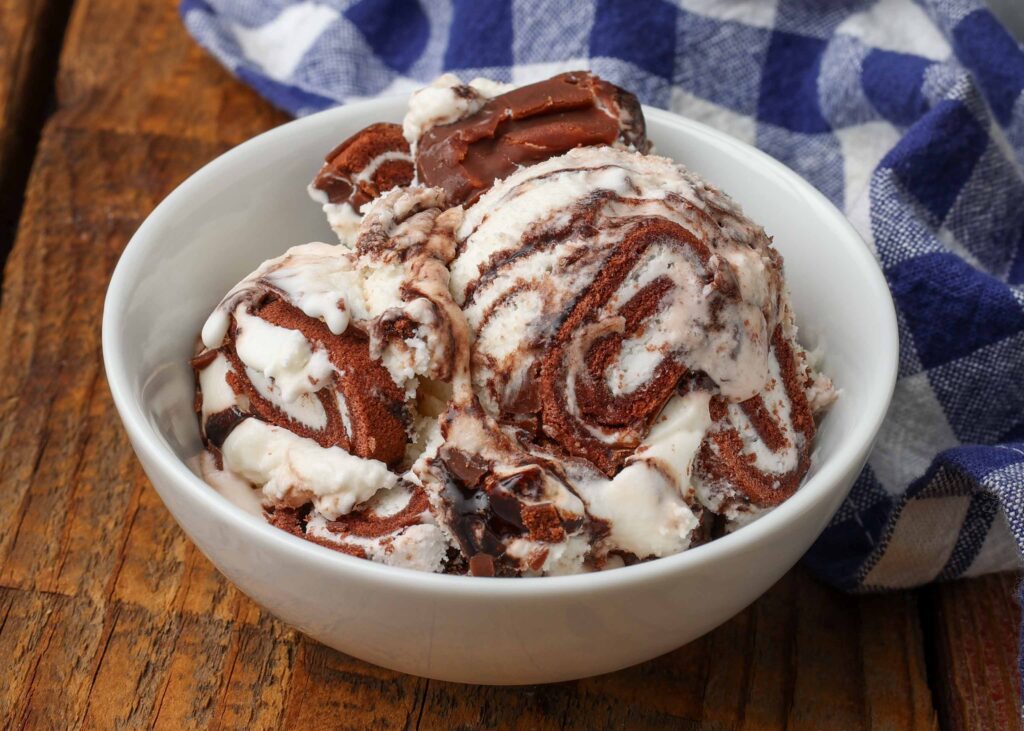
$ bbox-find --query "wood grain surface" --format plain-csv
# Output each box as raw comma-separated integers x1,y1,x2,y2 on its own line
0,0,1019,728
0,0,74,257
926,573,1023,731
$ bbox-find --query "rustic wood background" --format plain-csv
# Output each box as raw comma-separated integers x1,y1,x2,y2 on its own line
0,1,1021,728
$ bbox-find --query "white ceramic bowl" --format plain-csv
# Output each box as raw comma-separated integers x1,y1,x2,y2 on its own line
102,98,897,685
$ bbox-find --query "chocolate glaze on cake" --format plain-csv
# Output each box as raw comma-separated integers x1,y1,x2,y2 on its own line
416,72,650,206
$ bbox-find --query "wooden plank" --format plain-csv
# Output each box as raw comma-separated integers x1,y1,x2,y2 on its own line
924,572,1022,731
860,592,937,729
0,0,283,600
81,602,181,727
56,0,288,143
0,127,224,600
0,0,74,257
0,586,67,728
208,619,297,730
0,0,290,727
0,0,1012,727
413,571,937,730
147,612,233,730
280,638,427,729
6,591,107,729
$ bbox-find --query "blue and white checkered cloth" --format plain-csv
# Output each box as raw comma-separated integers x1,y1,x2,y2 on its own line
180,0,1024,593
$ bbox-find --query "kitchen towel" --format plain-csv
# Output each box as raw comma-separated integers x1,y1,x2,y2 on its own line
180,0,1024,593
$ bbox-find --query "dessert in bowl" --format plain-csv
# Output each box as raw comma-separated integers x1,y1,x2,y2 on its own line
103,73,897,684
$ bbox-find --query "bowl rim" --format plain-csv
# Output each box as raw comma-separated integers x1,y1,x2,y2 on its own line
102,98,899,597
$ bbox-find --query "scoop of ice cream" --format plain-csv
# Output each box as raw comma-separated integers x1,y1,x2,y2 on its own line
308,72,648,243
192,253,410,519
194,187,465,571
308,122,415,245
454,146,783,455
412,71,650,207
415,145,833,573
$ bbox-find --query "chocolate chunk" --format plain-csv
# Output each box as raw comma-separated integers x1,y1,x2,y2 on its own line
468,553,495,577
487,490,526,535
504,371,541,415
417,72,648,207
439,458,512,569
492,468,545,502
204,407,249,449
440,446,489,488
520,504,566,543
189,348,218,369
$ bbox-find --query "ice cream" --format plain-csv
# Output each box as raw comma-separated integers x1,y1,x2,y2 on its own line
193,71,834,576
411,146,835,575
308,122,415,245
194,187,463,571
309,71,649,245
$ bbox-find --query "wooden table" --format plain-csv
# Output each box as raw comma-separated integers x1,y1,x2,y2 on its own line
0,1,1020,728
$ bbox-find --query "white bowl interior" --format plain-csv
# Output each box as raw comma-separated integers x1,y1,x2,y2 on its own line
105,99,897,582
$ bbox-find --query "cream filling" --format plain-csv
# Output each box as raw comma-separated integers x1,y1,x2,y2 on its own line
402,73,511,153
504,533,592,577
233,308,334,402
694,477,770,529
221,419,397,520
246,366,328,431
452,164,636,302
725,348,799,476
360,261,405,315
306,184,362,248
197,353,239,426
322,200,363,247
357,149,411,183
202,243,360,347
574,390,712,558
199,451,264,517
307,149,413,247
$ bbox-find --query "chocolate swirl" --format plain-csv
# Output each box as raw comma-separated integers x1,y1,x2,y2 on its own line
695,324,818,510
457,149,783,474
264,481,448,572
214,295,410,465
310,122,414,210
537,218,715,475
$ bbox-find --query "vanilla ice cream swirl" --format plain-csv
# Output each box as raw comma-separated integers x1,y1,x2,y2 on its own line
454,147,784,475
